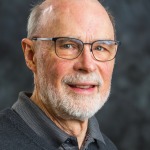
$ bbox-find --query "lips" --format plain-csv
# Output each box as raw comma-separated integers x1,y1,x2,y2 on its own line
70,85,95,89
66,82,98,94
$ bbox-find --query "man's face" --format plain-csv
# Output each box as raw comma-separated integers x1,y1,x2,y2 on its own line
34,1,115,121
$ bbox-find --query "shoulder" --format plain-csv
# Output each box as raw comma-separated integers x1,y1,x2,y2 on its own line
0,108,60,149
0,108,23,128
0,108,15,127
0,109,43,149
0,109,27,143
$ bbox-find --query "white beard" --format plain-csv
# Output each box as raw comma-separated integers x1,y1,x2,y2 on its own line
37,71,111,121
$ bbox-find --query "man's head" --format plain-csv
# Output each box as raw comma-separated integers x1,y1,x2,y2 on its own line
22,0,119,121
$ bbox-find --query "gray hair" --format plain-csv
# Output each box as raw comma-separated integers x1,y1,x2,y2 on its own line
27,3,43,38
27,1,116,39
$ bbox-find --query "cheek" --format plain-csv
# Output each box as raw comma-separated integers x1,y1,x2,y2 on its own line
98,61,114,95
45,57,73,86
100,61,114,83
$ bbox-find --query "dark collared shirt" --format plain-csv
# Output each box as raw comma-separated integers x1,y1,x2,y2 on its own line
12,92,109,150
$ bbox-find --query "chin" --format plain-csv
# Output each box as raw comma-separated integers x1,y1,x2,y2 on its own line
52,95,108,121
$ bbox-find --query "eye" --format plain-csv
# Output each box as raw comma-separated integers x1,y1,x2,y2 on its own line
62,44,73,49
60,43,79,50
95,46,105,51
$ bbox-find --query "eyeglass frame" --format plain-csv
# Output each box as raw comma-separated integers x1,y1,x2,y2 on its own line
32,37,121,62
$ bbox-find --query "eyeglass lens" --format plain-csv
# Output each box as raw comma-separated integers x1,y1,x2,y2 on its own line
55,37,118,61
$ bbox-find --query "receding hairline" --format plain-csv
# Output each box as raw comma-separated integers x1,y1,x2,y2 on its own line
27,0,116,39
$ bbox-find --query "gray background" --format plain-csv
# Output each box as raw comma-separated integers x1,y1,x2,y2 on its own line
0,0,150,149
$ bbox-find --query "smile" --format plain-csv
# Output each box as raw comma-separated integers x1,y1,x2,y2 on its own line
67,83,98,94
70,85,95,89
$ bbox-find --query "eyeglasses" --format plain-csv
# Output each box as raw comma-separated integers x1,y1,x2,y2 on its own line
32,37,121,62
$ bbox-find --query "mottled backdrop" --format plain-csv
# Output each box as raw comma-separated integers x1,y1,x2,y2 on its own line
0,0,150,150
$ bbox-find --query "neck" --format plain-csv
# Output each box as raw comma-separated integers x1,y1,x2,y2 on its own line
53,117,88,149
31,91,88,149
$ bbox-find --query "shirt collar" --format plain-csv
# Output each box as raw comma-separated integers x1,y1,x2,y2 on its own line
88,116,105,144
12,91,105,147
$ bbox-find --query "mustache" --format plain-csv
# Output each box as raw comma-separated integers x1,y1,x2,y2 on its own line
62,73,103,86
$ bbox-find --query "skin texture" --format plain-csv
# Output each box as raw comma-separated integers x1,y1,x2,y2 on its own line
22,0,115,148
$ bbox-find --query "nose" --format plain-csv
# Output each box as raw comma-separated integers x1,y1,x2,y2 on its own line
73,45,97,73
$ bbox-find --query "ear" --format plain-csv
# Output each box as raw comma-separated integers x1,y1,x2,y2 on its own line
21,38,36,73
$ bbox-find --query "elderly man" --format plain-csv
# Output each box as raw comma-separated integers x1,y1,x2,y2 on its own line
0,0,120,149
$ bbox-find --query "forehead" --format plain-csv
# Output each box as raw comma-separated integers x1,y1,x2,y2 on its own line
39,0,114,40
